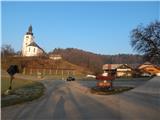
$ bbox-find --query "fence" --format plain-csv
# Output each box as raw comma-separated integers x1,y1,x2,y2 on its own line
22,67,75,79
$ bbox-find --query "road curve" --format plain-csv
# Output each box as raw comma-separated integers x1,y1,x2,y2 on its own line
2,77,160,120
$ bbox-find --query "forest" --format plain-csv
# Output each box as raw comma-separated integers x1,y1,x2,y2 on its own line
49,48,143,74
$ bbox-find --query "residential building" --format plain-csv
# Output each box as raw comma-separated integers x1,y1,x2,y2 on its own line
103,64,122,76
49,54,62,60
138,62,160,76
116,64,133,77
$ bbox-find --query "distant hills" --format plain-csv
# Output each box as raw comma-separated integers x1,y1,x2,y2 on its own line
49,48,143,74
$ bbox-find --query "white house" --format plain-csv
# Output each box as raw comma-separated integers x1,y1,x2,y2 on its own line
49,54,62,60
102,64,133,77
22,25,45,57
116,64,133,77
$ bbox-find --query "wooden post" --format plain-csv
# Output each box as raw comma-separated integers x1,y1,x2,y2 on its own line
73,70,75,76
61,70,64,80
23,68,26,75
56,69,58,75
37,69,39,75
9,75,14,90
30,68,32,75
49,69,52,75
43,69,46,75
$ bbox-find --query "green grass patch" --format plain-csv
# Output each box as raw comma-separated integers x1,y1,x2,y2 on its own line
1,78,45,107
90,86,133,95
115,77,152,81
77,77,96,81
38,74,86,80
1,77,35,93
76,77,152,81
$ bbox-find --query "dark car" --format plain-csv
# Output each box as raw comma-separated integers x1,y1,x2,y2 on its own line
66,76,75,81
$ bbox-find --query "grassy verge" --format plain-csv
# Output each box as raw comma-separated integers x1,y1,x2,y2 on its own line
90,86,133,95
115,77,152,81
77,77,96,81
38,74,86,80
76,77,152,81
1,78,45,107
1,77,36,93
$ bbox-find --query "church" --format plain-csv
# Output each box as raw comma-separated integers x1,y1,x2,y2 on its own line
22,25,45,57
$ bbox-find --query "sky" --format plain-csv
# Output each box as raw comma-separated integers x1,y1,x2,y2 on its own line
1,1,160,55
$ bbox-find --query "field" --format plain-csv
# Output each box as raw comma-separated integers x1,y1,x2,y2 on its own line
1,56,91,77
1,77,45,107
114,77,152,81
1,77,35,94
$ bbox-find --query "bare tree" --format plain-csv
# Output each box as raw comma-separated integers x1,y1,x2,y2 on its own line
131,21,160,64
1,44,15,57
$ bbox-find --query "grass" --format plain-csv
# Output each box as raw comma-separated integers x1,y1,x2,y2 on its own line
77,77,97,81
90,86,133,95
115,77,152,81
1,77,35,93
1,56,90,77
1,77,45,107
34,74,86,80
76,77,152,82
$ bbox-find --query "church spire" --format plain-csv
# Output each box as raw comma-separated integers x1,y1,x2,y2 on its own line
26,25,33,35
28,25,32,33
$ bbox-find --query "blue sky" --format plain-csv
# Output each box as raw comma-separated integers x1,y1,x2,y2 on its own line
1,1,159,54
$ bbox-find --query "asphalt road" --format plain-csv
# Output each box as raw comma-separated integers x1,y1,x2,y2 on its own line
2,77,160,120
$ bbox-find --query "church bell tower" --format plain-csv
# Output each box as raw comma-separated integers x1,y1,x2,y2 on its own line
22,25,34,56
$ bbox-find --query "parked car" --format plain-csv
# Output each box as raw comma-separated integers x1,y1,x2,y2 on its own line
86,74,96,78
156,73,160,76
66,76,75,81
141,73,152,77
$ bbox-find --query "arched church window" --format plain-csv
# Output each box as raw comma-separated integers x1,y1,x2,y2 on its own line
34,48,35,53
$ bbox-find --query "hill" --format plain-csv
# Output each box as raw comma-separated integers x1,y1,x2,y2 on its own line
49,48,143,74
1,56,92,77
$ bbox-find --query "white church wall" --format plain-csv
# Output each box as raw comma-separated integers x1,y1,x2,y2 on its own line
22,25,44,57
25,46,38,56
22,34,34,56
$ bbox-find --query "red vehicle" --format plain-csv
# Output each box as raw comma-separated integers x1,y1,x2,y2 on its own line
96,75,115,89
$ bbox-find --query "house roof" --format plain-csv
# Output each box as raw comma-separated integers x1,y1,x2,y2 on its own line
138,61,160,70
143,61,152,65
27,42,45,53
128,64,140,69
138,62,153,69
28,42,40,48
103,64,122,70
117,64,133,69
